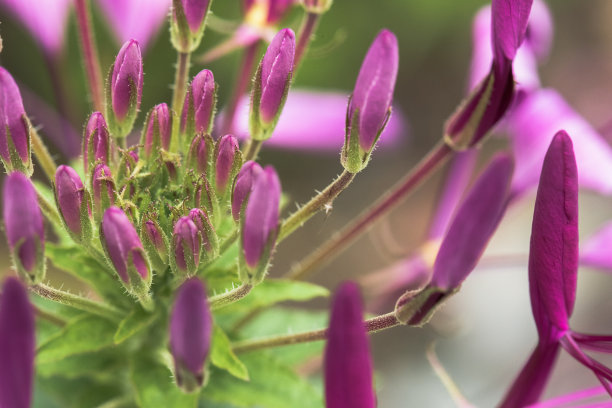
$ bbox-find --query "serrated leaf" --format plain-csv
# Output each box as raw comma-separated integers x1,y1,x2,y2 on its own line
205,352,323,408
115,305,159,344
130,355,199,408
210,325,249,381
37,315,117,363
37,349,124,380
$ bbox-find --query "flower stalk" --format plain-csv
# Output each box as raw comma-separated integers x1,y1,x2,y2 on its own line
74,0,104,112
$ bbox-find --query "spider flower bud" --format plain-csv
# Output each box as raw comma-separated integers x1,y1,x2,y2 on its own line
249,28,295,141
101,207,152,297
172,216,201,276
0,277,35,408
231,160,263,222
325,282,375,408
91,164,116,221
214,135,242,198
170,0,212,52
181,69,216,138
169,277,212,392
140,218,169,272
193,177,218,217
0,67,32,174
141,103,173,158
188,208,219,258
54,165,92,242
3,173,45,283
395,154,514,326
186,133,214,175
106,39,143,138
341,29,399,174
239,166,281,284
83,112,110,176
301,0,332,14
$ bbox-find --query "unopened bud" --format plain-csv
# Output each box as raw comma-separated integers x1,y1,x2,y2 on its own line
142,103,173,158
181,70,216,138
170,0,212,52
231,161,263,222
140,218,169,272
54,165,92,242
91,164,116,220
188,208,218,258
172,216,201,276
214,134,242,198
0,67,32,174
83,112,110,176
186,133,214,175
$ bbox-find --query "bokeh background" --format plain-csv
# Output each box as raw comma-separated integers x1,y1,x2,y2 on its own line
2,0,612,406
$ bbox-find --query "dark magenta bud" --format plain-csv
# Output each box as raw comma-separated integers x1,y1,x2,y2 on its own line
83,112,110,176
169,277,212,392
231,160,263,222
3,172,45,282
186,133,214,175
0,67,32,174
188,208,218,257
172,216,201,276
181,69,216,137
91,163,116,220
142,103,173,158
170,0,212,52
140,218,169,271
54,165,91,240
214,134,242,197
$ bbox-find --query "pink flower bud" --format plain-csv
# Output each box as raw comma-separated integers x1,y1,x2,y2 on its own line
188,208,217,255
173,216,201,275
91,164,116,218
232,160,263,221
108,39,143,136
181,69,216,136
83,112,110,175
0,67,30,170
55,165,90,237
214,134,241,196
142,103,172,157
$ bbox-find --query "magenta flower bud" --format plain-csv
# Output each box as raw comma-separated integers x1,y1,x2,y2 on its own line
342,30,399,174
250,28,295,140
240,166,281,283
140,218,169,271
186,133,214,175
172,216,201,275
231,160,263,222
83,112,110,176
188,208,218,257
141,103,173,158
325,282,375,408
169,277,212,392
170,0,212,52
107,39,143,137
214,134,242,197
0,277,35,408
54,165,91,240
91,164,116,220
181,69,216,137
193,177,217,216
0,67,31,173
101,207,151,293
3,172,44,282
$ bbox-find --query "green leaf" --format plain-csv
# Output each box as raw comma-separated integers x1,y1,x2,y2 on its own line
37,376,126,408
210,325,249,381
37,315,118,363
130,354,199,408
37,349,124,380
114,305,159,344
205,352,323,408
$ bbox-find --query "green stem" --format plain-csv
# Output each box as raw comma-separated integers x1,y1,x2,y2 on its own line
242,139,263,162
30,283,124,321
171,51,191,114
30,128,57,182
74,0,104,112
33,305,67,327
35,191,62,227
220,230,239,253
208,283,252,310
285,141,453,281
278,170,355,242
232,311,399,353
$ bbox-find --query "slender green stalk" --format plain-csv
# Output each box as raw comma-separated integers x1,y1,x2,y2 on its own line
30,128,57,182
220,229,239,253
242,138,263,162
209,283,252,310
36,191,62,227
30,283,124,321
279,170,355,242
232,311,399,353
171,51,191,114
285,141,453,280
33,305,67,327
75,0,104,112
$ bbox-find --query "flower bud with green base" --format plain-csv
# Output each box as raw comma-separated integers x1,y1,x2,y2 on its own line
341,30,398,174
83,112,110,177
181,70,216,140
91,163,116,222
249,28,295,141
171,216,201,277
213,135,242,199
170,0,212,53
140,218,169,272
141,103,173,159
0,67,32,175
106,39,143,139
189,208,218,260
3,172,45,283
100,207,152,307
190,176,218,219
238,166,281,284
54,165,92,243
231,160,263,222
186,133,214,176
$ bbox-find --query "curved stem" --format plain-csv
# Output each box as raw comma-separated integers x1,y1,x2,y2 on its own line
278,170,355,242
294,12,320,71
209,283,252,310
220,230,239,253
242,138,263,162
171,52,191,114
232,311,399,353
285,141,453,281
75,0,104,112
30,128,57,182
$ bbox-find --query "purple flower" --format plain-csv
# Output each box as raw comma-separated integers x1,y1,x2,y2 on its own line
324,281,375,408
91,164,116,219
243,0,293,25
214,134,241,196
181,69,216,136
3,172,44,281
188,208,217,256
187,134,213,175
55,165,90,238
0,0,71,55
97,0,171,50
345,29,399,157
169,277,212,391
500,131,612,406
101,206,150,284
240,165,281,283
108,39,143,136
83,111,110,176
172,216,201,275
232,160,263,221
250,28,295,140
0,276,35,408
0,67,30,170
142,103,172,157
177,0,210,33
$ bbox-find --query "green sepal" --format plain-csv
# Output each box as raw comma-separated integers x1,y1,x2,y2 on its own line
170,226,202,277
186,133,215,177
2,114,33,176
169,0,212,53
10,235,45,284
237,218,278,285
125,247,154,311
212,138,244,201
249,66,293,141
394,284,459,326
90,159,116,222
140,216,170,273
83,121,110,180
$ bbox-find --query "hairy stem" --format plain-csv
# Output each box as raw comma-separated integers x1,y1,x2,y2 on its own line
209,283,253,310
279,170,355,242
75,0,104,112
30,128,57,182
171,51,191,114
242,138,263,162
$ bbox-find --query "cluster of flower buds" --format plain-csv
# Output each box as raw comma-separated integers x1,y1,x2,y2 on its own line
170,0,212,52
